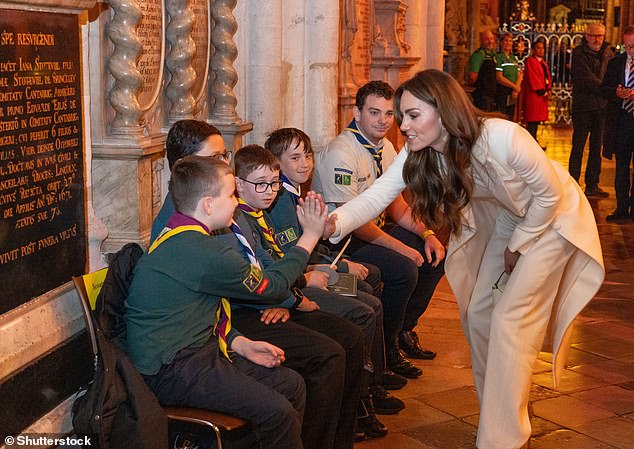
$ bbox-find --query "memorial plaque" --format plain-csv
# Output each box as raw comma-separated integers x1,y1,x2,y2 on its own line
353,0,372,83
190,0,210,101
0,10,86,314
137,0,164,110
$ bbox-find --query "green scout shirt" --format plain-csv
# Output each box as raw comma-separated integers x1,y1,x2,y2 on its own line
267,187,349,271
124,230,309,375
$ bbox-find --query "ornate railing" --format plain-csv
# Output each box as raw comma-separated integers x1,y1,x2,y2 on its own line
500,21,587,125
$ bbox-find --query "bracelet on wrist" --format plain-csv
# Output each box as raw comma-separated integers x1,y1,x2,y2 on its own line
291,287,305,309
422,229,435,240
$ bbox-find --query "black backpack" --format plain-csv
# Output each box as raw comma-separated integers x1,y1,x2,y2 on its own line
72,243,167,449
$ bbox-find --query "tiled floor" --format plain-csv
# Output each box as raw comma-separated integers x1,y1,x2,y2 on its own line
357,125,634,449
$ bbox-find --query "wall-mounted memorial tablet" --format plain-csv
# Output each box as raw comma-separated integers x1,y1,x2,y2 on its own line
137,0,165,112
190,0,211,107
0,10,86,314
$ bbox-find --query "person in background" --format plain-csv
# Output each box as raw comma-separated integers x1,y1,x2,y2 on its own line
602,25,634,221
495,32,523,119
569,23,614,198
328,69,604,449
468,29,498,111
521,40,552,148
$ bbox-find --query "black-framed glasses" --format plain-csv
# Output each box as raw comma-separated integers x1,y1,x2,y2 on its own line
211,151,232,162
239,178,283,193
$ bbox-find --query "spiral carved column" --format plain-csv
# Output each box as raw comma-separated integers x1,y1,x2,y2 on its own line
210,0,240,124
107,0,143,135
166,0,196,121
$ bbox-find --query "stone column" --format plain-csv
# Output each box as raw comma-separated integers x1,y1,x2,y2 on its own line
423,0,445,70
165,0,196,122
282,0,306,129
305,0,339,149
210,0,253,151
106,0,144,136
245,0,282,144
90,0,168,252
338,0,359,134
405,0,445,73
468,0,481,53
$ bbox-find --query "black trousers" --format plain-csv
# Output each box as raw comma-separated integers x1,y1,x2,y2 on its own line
526,121,539,140
613,111,634,214
343,226,445,350
143,338,305,449
569,109,605,187
232,308,364,449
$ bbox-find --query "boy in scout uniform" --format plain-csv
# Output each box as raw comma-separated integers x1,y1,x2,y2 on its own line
151,120,365,449
125,156,321,449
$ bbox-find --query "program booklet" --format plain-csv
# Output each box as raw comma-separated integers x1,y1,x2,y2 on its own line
328,272,358,297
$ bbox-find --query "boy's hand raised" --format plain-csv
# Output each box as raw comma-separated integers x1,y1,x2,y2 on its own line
297,193,327,236
295,192,328,255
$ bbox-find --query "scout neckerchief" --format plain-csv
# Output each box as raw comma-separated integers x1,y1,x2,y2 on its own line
230,219,261,268
281,174,300,204
344,119,386,228
280,174,302,233
238,197,285,258
149,224,233,361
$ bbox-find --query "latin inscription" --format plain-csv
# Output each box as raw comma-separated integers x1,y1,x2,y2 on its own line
0,10,86,313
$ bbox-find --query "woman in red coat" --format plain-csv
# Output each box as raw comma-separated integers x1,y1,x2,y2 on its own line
521,40,552,147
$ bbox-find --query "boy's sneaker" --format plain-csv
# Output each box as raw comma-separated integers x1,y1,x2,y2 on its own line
356,398,388,440
383,369,408,390
370,384,405,415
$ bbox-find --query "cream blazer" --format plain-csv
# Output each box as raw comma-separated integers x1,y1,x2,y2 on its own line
332,118,605,386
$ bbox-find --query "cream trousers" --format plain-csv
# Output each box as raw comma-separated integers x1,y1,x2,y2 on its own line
465,213,575,449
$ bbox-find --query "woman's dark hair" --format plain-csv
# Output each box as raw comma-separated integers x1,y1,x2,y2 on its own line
395,69,484,235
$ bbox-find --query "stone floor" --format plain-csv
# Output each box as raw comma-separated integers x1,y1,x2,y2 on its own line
357,125,634,449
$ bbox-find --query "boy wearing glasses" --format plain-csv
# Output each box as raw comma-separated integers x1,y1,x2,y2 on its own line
127,156,313,449
151,119,232,242
153,124,366,449
234,144,405,440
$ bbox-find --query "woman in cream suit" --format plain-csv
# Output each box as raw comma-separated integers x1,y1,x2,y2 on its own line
329,70,604,449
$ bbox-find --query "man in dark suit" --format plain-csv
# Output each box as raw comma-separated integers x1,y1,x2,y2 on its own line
569,23,614,197
602,25,634,222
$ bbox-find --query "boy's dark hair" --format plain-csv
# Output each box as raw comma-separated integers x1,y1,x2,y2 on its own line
355,81,394,109
264,128,312,159
169,156,233,215
234,144,280,179
165,120,221,169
